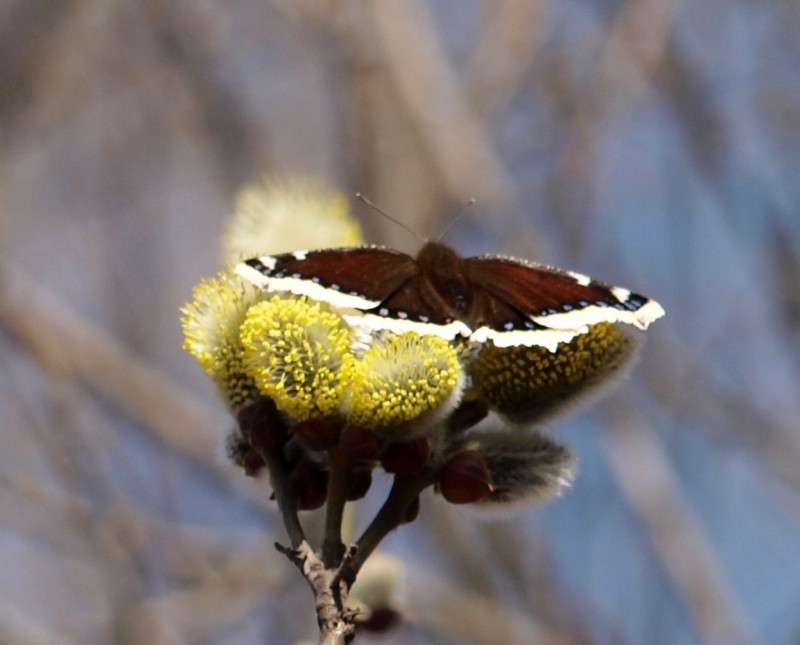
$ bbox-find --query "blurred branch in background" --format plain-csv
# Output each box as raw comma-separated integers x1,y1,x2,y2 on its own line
1,262,223,476
602,398,756,643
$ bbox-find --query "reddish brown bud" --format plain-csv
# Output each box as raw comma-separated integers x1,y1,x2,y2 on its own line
346,469,373,501
447,398,489,434
293,460,329,510
438,451,494,504
339,425,382,463
401,495,420,524
292,419,341,452
226,432,267,477
358,607,401,633
240,450,267,477
381,438,431,476
237,399,287,453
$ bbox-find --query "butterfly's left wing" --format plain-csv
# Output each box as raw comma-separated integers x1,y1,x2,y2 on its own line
235,247,473,340
236,247,420,310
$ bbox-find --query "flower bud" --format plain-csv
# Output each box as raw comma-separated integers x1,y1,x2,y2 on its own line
292,418,341,452
381,438,431,477
438,451,493,504
339,425,382,463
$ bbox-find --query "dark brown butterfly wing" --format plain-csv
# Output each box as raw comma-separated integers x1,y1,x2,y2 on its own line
465,255,662,332
237,246,663,347
239,246,473,327
238,247,419,309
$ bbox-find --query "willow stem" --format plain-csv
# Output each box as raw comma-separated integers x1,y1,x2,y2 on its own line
322,449,351,567
263,450,305,548
353,471,434,574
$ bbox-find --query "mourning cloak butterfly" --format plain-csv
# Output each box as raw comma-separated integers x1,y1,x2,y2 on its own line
235,241,664,351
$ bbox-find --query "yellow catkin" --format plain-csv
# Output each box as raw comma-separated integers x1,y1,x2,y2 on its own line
180,269,264,410
346,332,462,428
240,296,353,420
469,323,633,419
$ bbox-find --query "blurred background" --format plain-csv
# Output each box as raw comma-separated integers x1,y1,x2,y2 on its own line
2,1,799,643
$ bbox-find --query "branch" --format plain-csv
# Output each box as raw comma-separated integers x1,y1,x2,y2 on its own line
322,449,351,567
261,450,305,549
352,471,434,575
276,542,357,645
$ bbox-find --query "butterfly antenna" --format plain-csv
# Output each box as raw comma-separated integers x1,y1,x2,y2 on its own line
436,198,476,242
355,192,426,243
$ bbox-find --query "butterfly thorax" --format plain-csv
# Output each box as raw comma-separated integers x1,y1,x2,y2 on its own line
416,241,471,315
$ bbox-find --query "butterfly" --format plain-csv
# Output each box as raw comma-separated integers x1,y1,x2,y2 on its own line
234,241,664,352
